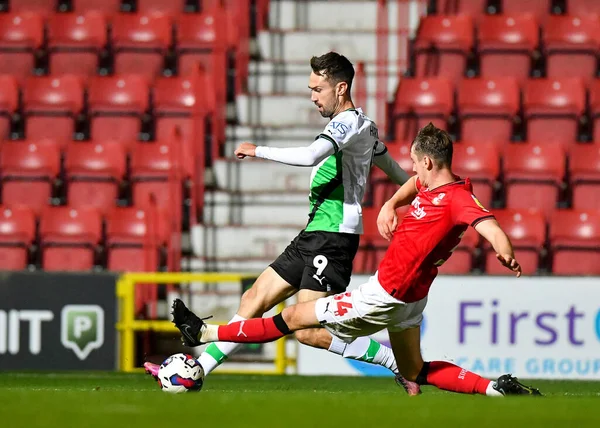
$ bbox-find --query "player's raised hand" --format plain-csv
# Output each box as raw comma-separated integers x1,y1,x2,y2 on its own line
496,253,522,277
377,202,398,241
235,142,257,159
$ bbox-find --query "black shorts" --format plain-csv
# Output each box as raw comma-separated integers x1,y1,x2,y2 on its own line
270,230,360,294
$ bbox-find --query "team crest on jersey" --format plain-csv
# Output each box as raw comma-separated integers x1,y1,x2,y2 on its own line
432,193,446,205
411,196,426,220
329,121,349,136
471,195,489,212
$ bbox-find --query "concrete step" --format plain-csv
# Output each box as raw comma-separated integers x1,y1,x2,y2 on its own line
257,30,404,64
213,158,313,192
184,256,282,273
224,124,324,154
203,191,309,227
191,224,300,259
268,0,422,32
246,61,400,97
236,93,380,127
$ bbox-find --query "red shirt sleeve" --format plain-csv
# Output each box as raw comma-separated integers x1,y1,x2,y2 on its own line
452,189,495,226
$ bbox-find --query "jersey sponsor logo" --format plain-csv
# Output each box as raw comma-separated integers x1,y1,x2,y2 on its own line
329,121,349,136
432,193,446,205
370,125,378,138
471,195,489,212
411,196,427,220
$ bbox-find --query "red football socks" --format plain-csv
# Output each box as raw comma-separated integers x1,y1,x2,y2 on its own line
216,314,290,343
423,361,490,395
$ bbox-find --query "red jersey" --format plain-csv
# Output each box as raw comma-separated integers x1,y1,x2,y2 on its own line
378,178,494,303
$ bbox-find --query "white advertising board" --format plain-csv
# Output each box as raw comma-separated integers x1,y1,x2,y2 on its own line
298,275,600,379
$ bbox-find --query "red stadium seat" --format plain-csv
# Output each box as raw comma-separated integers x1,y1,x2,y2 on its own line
105,206,168,272
130,142,183,209
39,206,102,271
219,0,250,96
392,78,453,141
23,75,84,144
11,0,56,15
569,0,600,17
588,80,600,142
254,0,270,32
504,142,566,217
0,205,35,270
569,144,600,210
478,15,538,84
111,13,171,78
0,139,60,215
385,142,414,174
457,78,519,144
71,0,122,15
137,0,187,14
366,142,414,209
485,209,546,275
452,142,499,208
88,75,149,142
0,75,19,140
65,142,126,215
523,78,585,143
502,0,551,22
176,11,228,117
0,13,43,83
435,0,488,18
544,15,600,85
413,15,474,83
550,209,600,274
153,76,209,178
47,12,107,78
438,226,479,274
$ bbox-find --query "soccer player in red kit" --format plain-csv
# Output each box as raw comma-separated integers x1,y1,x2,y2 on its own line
172,123,542,396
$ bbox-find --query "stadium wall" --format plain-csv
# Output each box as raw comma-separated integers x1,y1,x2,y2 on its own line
298,275,600,380
0,272,117,370
3,271,599,380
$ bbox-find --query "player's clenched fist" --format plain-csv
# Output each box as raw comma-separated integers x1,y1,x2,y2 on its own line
235,142,257,159
496,253,522,277
377,201,398,242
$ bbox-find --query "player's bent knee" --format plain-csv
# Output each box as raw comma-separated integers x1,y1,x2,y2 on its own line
239,287,270,316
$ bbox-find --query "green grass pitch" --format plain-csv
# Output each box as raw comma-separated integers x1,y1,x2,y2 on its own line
0,373,599,428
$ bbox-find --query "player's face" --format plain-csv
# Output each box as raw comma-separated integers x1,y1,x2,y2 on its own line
309,72,336,118
410,147,429,186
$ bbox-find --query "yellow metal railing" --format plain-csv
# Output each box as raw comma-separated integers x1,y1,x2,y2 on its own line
116,272,292,374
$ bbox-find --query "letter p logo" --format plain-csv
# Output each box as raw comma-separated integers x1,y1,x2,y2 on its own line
61,305,104,360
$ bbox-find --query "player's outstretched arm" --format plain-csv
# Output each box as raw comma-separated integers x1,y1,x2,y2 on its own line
377,176,418,241
373,149,410,185
234,139,335,167
474,219,522,277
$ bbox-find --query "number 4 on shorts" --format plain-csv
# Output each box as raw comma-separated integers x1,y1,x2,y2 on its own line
333,292,353,316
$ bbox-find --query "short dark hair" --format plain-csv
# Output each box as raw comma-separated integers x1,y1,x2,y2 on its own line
411,123,453,168
310,52,355,92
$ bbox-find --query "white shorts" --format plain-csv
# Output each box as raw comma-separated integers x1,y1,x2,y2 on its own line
314,273,427,343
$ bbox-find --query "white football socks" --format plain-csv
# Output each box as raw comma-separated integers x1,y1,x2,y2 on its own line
198,314,246,374
328,336,399,374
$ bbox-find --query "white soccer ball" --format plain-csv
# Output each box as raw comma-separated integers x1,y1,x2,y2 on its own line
157,353,205,393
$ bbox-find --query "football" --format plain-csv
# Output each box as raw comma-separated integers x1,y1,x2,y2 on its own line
157,353,205,393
